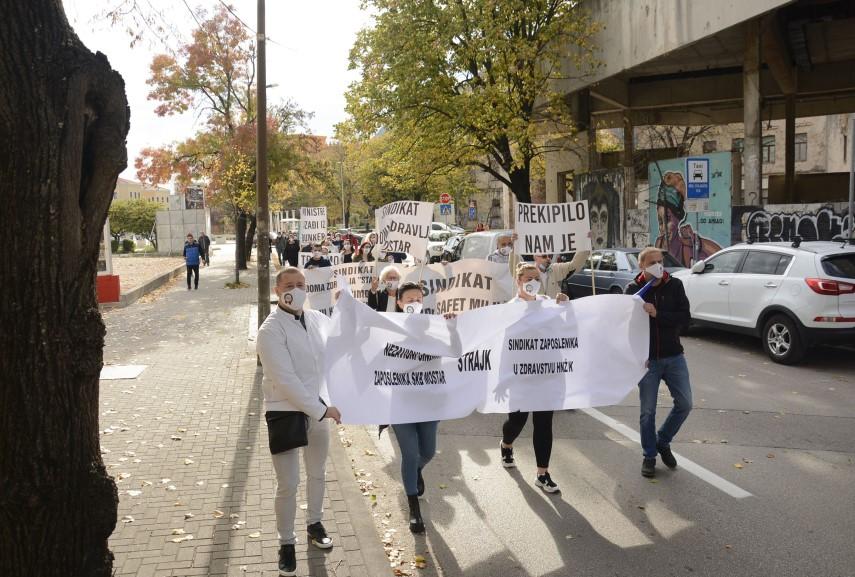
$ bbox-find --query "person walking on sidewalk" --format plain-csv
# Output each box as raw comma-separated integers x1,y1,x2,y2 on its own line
275,232,287,267
197,231,211,267
183,233,201,290
257,267,343,577
625,246,693,479
499,263,569,493
285,234,300,267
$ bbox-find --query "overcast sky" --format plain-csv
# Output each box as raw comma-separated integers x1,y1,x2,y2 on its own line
63,0,372,181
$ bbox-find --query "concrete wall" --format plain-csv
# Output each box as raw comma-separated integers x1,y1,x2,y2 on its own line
156,209,210,255
731,203,851,244
557,0,790,94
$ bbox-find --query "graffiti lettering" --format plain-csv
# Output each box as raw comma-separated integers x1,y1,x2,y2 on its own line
735,205,852,244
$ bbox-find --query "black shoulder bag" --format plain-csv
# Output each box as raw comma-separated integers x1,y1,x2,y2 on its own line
265,411,309,454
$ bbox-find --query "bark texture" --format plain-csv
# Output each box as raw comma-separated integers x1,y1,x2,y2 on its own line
0,1,130,575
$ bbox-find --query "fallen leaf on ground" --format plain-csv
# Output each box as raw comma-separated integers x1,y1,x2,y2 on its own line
184,512,194,520
767,453,776,459
121,515,134,523
169,535,193,543
212,510,224,518
248,531,261,538
126,490,142,497
734,463,744,469
171,528,185,535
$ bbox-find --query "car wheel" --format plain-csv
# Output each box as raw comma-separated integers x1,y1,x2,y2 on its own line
609,286,623,295
762,314,805,365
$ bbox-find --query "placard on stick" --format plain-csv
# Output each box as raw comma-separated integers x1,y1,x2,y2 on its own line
300,207,327,245
514,200,592,255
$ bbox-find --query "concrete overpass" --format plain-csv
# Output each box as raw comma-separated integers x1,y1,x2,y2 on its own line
546,0,855,207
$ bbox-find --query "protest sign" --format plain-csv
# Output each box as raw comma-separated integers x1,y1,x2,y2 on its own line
299,251,342,268
324,289,648,424
514,200,592,255
303,261,377,315
376,201,434,259
300,207,327,245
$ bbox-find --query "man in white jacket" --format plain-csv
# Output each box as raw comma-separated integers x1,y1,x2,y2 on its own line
257,267,342,577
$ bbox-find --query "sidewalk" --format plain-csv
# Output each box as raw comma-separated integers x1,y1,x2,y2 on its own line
101,246,390,577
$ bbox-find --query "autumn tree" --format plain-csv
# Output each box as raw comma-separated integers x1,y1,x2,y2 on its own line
346,0,599,203
0,1,130,575
109,199,160,246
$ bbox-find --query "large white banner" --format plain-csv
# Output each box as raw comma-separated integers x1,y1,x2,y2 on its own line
300,207,327,245
514,201,592,255
303,259,513,317
324,289,649,424
377,201,434,259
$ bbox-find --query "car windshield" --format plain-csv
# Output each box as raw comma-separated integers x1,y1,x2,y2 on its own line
460,235,493,259
822,254,855,279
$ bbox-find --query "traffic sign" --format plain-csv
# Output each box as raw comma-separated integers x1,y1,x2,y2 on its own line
439,203,452,215
439,193,452,204
468,206,476,220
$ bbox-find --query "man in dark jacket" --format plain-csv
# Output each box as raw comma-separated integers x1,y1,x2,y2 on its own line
197,232,211,266
275,232,288,266
285,234,300,267
183,233,202,290
303,243,331,269
625,246,692,478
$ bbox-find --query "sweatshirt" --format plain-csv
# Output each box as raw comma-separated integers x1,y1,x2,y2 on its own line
625,272,691,360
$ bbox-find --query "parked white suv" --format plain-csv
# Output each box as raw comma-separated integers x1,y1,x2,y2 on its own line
672,240,855,364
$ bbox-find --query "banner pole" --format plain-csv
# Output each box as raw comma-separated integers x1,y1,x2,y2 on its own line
590,264,597,296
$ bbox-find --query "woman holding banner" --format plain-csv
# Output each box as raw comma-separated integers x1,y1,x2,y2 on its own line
367,267,401,312
499,263,568,494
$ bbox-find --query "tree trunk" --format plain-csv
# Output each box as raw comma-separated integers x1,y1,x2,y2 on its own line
508,166,531,204
235,210,248,270
245,214,257,262
0,1,130,576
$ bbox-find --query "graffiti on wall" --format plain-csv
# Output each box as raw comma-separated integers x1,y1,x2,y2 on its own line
648,152,732,267
575,169,624,249
626,209,649,248
732,203,852,244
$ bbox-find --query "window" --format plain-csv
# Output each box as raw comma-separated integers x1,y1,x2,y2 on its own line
775,255,793,275
599,251,617,271
822,254,855,279
702,140,718,153
704,250,744,274
794,133,807,162
742,251,785,275
557,170,575,201
732,138,744,152
762,136,775,164
585,252,603,270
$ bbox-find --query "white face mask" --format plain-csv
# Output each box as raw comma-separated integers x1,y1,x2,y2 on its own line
644,263,665,279
385,280,399,292
280,287,307,311
402,302,423,314
522,280,541,297
499,245,512,256
312,251,321,259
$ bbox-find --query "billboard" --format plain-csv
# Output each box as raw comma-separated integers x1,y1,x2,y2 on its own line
648,152,732,268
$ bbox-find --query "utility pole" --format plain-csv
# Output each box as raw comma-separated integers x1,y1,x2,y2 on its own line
849,114,854,242
339,161,346,228
256,0,270,327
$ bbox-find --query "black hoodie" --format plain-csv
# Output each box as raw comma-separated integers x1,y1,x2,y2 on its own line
625,272,691,360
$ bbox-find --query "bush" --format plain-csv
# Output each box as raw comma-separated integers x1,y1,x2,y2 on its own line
111,240,120,253
121,239,136,253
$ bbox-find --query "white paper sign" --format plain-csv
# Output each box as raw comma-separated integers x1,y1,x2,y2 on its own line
304,261,377,315
377,201,434,258
324,290,648,424
300,207,327,245
514,201,592,255
299,251,342,268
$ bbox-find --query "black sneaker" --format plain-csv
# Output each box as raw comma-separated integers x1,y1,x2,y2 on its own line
500,442,515,468
307,521,333,549
417,467,425,497
535,472,560,493
657,442,678,469
278,544,296,576
641,457,656,478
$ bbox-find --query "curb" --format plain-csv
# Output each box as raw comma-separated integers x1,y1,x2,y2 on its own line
103,263,186,309
328,429,393,576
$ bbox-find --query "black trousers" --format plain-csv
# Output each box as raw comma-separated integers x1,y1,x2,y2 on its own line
276,249,285,265
502,410,554,468
186,265,199,288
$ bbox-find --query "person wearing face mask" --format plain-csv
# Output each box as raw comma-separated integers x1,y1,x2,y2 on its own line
508,235,589,298
487,233,514,264
498,263,568,493
304,243,332,269
354,241,375,263
624,247,692,479
341,239,355,263
367,266,401,312
285,234,300,267
256,268,343,576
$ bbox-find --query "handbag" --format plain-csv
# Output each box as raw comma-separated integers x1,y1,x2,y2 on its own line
265,411,309,454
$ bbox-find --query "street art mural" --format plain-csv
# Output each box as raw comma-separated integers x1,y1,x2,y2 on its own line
732,203,852,244
626,209,649,248
575,169,623,249
648,152,732,267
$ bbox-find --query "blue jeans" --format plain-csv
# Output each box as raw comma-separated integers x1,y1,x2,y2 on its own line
392,421,438,496
638,354,693,459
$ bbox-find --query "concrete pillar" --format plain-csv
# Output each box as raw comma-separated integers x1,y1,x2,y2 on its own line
622,112,635,245
784,94,796,202
743,19,762,206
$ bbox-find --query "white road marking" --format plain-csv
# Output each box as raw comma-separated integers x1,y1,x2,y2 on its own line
581,407,754,499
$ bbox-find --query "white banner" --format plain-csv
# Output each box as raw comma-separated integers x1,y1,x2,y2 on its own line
514,201,592,255
324,289,649,424
377,201,434,259
299,251,343,268
300,206,327,245
303,259,513,317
